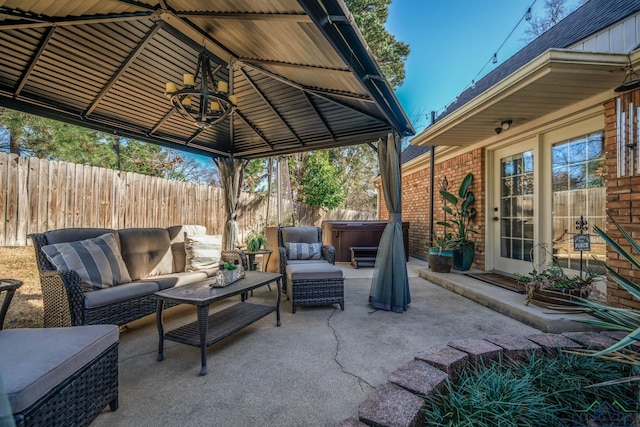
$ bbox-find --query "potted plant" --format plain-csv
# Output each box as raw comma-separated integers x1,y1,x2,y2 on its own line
246,232,268,252
221,261,238,284
427,231,456,273
515,244,603,307
439,173,478,271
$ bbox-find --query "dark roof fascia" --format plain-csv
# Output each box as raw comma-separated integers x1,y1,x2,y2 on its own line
298,0,415,137
436,0,640,122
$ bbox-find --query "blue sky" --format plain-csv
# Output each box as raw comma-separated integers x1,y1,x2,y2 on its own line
387,0,581,134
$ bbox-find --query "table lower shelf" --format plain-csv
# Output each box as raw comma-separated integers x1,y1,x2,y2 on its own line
164,302,275,347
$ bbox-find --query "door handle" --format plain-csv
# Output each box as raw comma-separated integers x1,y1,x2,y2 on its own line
493,217,499,221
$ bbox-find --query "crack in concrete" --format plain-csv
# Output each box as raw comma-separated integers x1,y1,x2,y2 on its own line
327,308,375,392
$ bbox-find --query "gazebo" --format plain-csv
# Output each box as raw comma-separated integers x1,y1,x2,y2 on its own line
0,0,415,312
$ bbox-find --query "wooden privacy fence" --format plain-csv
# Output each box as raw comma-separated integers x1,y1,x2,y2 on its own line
0,153,375,247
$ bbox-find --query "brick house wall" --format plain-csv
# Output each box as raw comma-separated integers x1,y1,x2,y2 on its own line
604,88,640,309
379,147,485,269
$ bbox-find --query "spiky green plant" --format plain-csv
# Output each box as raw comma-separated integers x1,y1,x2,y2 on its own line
561,214,640,370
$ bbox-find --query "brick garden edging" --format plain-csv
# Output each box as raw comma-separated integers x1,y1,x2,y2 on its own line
338,331,623,427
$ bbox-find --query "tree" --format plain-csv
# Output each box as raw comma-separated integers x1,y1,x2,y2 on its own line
524,0,586,40
297,151,347,210
344,0,409,89
329,145,379,211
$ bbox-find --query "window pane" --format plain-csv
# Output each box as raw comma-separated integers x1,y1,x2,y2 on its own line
551,131,605,272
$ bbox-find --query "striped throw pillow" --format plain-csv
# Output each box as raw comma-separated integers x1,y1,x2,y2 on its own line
184,233,222,271
41,233,132,291
285,242,322,260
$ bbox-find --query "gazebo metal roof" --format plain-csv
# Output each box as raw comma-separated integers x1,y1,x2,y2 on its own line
0,0,414,159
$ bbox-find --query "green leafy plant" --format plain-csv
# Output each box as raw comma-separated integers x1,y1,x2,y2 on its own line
432,231,456,250
222,261,237,271
515,243,603,306
246,233,268,252
438,173,478,245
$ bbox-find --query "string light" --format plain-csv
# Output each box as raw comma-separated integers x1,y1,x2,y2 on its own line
430,1,537,122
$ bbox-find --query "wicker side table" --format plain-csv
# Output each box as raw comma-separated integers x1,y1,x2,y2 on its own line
0,279,22,330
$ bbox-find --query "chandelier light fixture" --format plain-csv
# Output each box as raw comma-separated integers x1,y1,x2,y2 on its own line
165,44,237,128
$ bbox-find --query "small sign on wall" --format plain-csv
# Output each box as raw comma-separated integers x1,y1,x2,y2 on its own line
574,234,591,252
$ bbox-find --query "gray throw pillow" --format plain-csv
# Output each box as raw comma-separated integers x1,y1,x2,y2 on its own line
285,242,322,260
41,233,132,291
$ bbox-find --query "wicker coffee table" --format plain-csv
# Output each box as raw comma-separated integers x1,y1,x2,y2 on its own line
155,271,282,375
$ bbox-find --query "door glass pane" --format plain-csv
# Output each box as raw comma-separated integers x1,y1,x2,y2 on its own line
551,131,605,273
500,150,534,261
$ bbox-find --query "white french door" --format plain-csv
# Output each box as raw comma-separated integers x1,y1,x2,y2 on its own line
491,143,536,275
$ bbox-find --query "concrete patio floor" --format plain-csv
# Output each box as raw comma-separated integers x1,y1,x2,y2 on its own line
91,259,553,426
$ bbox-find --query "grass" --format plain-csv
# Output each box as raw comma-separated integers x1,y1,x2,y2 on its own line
0,246,43,328
422,352,638,427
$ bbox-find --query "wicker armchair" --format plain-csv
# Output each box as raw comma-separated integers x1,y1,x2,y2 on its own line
278,226,343,313
277,226,335,289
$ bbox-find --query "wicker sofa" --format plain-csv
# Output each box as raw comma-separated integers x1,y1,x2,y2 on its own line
30,225,243,327
278,226,344,313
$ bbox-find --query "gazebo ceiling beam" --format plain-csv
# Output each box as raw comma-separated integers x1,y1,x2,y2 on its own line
149,109,175,136
185,128,204,146
240,60,371,102
83,22,162,118
302,92,335,140
175,12,311,22
115,0,157,11
239,58,351,75
236,131,386,158
14,26,56,97
239,67,304,147
0,7,154,30
0,94,223,158
235,111,275,151
159,12,238,64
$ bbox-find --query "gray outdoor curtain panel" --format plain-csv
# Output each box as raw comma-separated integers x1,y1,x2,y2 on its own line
215,156,247,250
369,132,411,312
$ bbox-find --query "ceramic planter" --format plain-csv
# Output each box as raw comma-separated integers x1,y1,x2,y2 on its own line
427,248,454,273
453,242,475,271
222,269,238,284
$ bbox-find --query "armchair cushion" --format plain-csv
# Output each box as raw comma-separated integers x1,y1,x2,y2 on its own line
281,226,320,244
184,233,222,271
285,242,322,260
41,233,132,291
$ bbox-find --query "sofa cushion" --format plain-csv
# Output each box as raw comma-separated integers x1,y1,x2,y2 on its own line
41,233,132,291
118,228,173,280
83,280,160,308
281,226,319,244
167,225,207,272
142,270,215,290
44,228,118,246
285,242,322,260
0,325,119,413
185,234,222,271
286,262,343,281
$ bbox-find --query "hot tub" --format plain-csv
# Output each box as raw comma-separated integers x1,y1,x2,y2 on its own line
321,220,410,263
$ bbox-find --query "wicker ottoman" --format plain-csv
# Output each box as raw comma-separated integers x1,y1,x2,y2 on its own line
285,262,344,313
0,325,119,427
